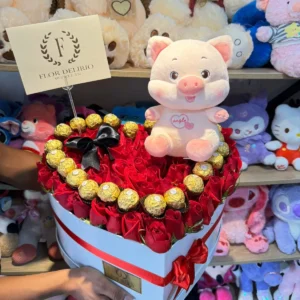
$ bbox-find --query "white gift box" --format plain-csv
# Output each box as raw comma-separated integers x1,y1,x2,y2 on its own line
50,194,223,300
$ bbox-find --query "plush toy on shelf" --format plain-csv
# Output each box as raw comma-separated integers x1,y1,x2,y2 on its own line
0,190,12,213
256,0,300,77
21,102,56,155
264,184,300,255
222,94,276,170
215,186,269,256
12,191,61,265
198,265,238,300
265,104,300,171
223,0,253,20
144,35,232,161
239,262,282,300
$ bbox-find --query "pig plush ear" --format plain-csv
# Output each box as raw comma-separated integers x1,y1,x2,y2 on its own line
208,35,233,67
147,36,173,66
256,0,269,11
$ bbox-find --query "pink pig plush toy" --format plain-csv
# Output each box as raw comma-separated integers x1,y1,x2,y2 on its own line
144,36,233,162
256,0,300,78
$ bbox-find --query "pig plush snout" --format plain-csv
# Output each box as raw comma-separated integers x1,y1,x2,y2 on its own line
293,2,300,12
177,76,204,96
264,272,282,286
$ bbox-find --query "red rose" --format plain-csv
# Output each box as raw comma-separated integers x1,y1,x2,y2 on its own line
53,184,74,211
183,201,203,230
72,193,90,219
121,212,144,242
141,212,155,227
198,192,215,225
165,210,185,240
90,200,108,226
105,206,122,234
145,221,171,253
221,127,233,141
205,176,223,207
37,162,55,191
166,164,191,185
223,167,240,196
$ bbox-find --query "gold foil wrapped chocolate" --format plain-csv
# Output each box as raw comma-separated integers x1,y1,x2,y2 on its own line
44,139,63,153
217,142,230,157
86,114,102,129
144,120,156,134
123,121,139,139
70,117,86,132
207,152,224,170
193,162,213,180
98,182,120,203
164,188,186,210
183,174,204,194
57,158,77,178
103,114,120,129
79,180,99,202
54,123,72,140
117,188,139,211
144,194,166,217
46,150,66,169
66,169,88,188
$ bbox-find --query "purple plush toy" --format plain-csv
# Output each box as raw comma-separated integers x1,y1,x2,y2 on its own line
222,95,276,170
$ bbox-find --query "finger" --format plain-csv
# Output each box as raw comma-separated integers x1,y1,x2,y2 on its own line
100,279,134,300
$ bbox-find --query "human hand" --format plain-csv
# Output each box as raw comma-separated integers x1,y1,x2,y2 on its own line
67,267,134,300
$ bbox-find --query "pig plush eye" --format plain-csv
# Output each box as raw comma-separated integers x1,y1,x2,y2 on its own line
151,30,159,37
33,118,38,124
170,71,179,81
162,32,169,37
285,128,290,133
201,70,210,79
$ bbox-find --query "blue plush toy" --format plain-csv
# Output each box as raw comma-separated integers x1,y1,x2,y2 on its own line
112,106,147,124
232,1,272,68
263,185,300,255
0,100,22,145
239,262,282,300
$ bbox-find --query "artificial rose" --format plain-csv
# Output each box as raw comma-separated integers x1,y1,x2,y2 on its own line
53,184,74,211
165,210,185,240
183,201,203,230
205,176,223,207
121,212,144,242
145,221,171,253
72,192,90,219
90,200,108,226
198,192,215,225
221,127,233,141
223,167,240,196
141,212,155,227
37,162,55,191
166,164,191,185
88,162,111,183
105,206,122,234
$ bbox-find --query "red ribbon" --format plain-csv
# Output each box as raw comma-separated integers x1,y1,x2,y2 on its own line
53,206,223,290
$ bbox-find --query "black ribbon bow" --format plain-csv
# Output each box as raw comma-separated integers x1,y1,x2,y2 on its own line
66,124,120,171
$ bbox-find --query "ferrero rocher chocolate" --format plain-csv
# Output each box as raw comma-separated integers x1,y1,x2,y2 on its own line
207,152,224,170
46,150,66,169
144,194,166,217
44,139,63,153
117,188,139,211
79,180,99,202
183,174,204,194
164,187,186,210
193,162,213,180
86,114,102,129
144,120,156,133
57,158,77,178
103,114,120,129
66,169,88,188
217,142,230,157
98,182,120,203
70,117,86,132
54,123,72,139
123,121,139,139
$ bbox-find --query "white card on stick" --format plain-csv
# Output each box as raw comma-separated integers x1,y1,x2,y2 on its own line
7,15,111,95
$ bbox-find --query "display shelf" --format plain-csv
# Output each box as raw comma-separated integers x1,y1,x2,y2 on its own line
1,243,68,276
0,63,294,80
210,244,300,266
239,165,300,186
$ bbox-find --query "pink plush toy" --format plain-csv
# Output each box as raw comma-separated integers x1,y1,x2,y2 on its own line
21,102,56,155
144,36,232,162
256,0,300,77
215,186,269,256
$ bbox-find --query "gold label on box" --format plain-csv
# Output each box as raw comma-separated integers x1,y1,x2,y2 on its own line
103,261,142,293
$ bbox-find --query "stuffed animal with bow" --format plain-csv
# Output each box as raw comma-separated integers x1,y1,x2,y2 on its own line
215,186,269,256
21,102,56,155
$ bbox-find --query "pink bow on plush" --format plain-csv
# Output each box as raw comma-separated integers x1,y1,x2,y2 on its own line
17,200,40,223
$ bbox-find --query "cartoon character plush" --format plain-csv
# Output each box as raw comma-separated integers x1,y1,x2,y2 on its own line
198,265,238,300
265,104,300,171
144,36,232,162
274,260,300,300
223,0,253,19
239,262,282,300
21,102,56,155
0,190,12,213
263,185,300,255
222,94,276,170
215,186,269,256
0,100,22,145
256,0,300,77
